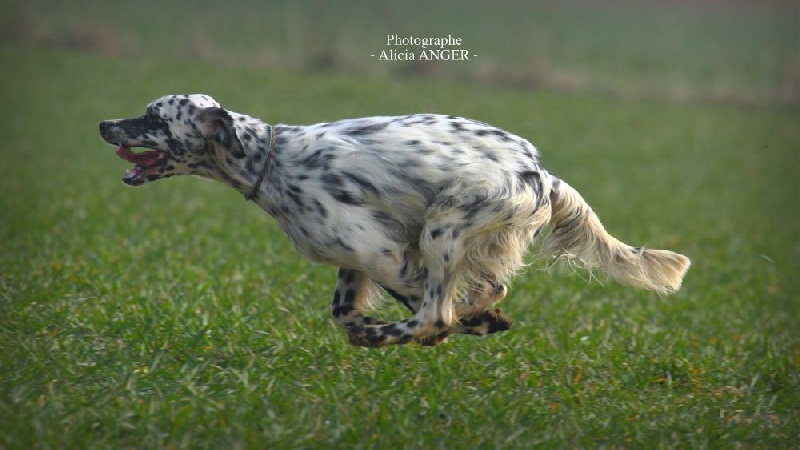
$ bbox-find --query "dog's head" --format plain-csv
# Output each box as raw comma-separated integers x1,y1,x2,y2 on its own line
99,94,246,186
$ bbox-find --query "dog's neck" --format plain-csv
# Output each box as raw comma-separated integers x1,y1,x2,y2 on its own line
208,113,292,211
243,125,275,202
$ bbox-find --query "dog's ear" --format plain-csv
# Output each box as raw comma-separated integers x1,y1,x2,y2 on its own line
197,107,246,158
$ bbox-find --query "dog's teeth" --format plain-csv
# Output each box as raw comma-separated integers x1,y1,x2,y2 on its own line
123,166,143,180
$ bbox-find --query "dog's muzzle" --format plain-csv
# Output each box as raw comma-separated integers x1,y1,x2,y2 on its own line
99,120,169,186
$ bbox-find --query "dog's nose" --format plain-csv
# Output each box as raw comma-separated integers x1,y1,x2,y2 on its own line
99,120,120,140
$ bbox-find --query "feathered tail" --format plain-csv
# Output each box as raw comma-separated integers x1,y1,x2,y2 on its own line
540,177,690,294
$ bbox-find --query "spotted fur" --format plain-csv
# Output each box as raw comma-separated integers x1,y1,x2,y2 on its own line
99,94,690,348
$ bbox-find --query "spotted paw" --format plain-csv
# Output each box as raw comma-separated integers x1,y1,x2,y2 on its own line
416,331,450,347
346,326,412,348
459,308,513,335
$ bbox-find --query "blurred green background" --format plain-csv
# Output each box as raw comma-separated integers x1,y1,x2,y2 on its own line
4,0,797,106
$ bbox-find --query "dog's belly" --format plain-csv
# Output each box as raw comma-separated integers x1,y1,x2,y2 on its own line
270,199,421,269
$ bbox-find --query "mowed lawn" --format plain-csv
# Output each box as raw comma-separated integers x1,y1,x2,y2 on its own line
1,46,798,448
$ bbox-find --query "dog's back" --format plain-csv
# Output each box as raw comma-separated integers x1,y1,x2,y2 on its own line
277,114,547,238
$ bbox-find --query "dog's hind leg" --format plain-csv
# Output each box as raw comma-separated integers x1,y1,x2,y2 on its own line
451,280,513,337
455,278,507,317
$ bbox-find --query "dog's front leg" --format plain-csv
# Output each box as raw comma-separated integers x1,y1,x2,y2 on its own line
347,217,463,347
381,283,513,344
330,268,388,332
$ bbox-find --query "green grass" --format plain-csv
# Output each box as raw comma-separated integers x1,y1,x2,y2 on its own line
1,45,798,448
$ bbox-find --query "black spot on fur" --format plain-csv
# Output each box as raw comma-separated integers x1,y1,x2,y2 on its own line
322,173,363,206
285,188,306,210
300,147,336,170
460,194,489,221
459,315,483,327
344,122,388,136
384,287,414,312
313,199,328,218
333,237,354,252
491,129,511,141
332,304,354,318
383,324,405,337
343,172,378,194
551,175,561,191
330,189,361,206
398,259,409,279
553,207,584,233
518,170,539,184
278,126,302,134
518,170,544,203
372,211,404,239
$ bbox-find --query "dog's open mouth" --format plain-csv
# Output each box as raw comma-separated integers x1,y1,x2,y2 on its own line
116,146,167,185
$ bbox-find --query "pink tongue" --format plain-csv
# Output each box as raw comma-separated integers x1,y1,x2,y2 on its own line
116,146,160,166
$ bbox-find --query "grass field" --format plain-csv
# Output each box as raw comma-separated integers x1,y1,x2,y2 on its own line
1,3,799,448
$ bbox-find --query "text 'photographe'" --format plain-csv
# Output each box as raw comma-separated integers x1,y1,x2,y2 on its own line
372,35,476,61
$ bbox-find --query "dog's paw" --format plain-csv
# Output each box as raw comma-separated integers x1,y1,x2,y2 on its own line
488,308,513,333
459,308,513,335
346,326,412,348
415,331,450,347
348,332,378,348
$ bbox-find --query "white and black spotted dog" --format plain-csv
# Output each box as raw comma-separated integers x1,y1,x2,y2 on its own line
99,94,690,347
